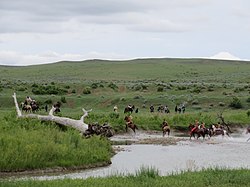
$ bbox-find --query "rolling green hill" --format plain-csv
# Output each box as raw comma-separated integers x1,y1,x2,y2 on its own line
0,58,250,126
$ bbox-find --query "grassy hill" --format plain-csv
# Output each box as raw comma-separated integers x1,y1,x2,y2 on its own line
0,58,250,128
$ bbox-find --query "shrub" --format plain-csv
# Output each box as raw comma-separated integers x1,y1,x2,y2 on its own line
246,97,250,103
91,83,98,89
61,96,67,103
229,97,242,109
83,87,91,94
192,99,199,105
247,110,250,117
157,86,164,92
108,82,118,90
219,102,225,107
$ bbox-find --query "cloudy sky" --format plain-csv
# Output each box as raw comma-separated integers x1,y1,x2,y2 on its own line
0,0,249,66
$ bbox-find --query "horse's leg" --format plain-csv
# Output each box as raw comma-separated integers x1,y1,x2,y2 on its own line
125,124,128,132
167,130,170,136
132,126,136,134
190,132,193,140
224,130,230,137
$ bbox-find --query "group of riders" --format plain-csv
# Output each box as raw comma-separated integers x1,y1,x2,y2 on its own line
20,96,61,113
20,96,40,112
189,120,231,139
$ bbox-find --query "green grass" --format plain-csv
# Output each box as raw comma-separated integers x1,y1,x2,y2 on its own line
0,113,112,172
1,168,250,187
0,58,250,173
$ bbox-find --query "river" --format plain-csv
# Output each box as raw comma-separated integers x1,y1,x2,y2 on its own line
21,130,250,180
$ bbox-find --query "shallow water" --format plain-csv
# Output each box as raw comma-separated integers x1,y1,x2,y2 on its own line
25,131,250,180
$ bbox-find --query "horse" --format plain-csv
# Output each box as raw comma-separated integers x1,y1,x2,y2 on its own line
31,103,39,112
188,124,209,140
124,116,138,133
161,120,170,137
53,102,61,113
209,124,230,137
20,102,32,112
124,105,135,114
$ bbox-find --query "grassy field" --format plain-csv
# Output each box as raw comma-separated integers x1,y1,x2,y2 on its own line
1,58,250,126
0,113,112,172
0,58,250,173
1,168,250,187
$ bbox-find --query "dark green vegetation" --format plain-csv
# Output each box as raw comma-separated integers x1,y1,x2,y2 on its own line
0,58,250,173
1,168,250,187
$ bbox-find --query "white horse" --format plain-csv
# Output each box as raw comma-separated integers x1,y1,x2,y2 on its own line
211,125,230,137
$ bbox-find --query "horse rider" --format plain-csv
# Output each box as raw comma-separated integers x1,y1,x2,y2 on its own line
191,120,199,133
125,115,133,126
150,105,154,112
161,119,169,128
199,122,205,129
113,105,118,113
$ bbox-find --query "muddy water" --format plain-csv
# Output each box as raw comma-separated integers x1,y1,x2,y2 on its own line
26,131,250,180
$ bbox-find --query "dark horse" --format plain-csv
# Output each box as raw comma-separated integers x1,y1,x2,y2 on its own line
161,120,170,137
124,116,138,133
124,105,135,114
188,124,210,140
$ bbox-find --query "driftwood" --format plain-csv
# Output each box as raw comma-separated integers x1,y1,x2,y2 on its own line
12,93,90,133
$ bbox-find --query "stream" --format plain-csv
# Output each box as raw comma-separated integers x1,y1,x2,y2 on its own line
20,130,250,180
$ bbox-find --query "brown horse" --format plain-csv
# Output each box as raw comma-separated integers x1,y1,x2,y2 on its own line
124,116,138,133
188,124,209,140
161,120,170,137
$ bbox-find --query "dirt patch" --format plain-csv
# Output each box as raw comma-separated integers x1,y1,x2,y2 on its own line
137,137,186,145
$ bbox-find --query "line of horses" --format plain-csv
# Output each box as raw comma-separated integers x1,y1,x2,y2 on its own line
188,123,231,140
123,117,250,142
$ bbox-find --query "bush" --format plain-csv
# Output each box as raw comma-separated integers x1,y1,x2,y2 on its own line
229,97,242,109
91,83,98,89
246,97,250,103
157,86,164,92
61,96,67,103
247,110,250,117
108,82,118,90
83,87,91,94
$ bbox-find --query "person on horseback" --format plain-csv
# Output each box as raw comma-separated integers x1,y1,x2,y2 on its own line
161,119,169,128
191,120,199,133
198,122,205,129
125,115,133,126
113,105,118,113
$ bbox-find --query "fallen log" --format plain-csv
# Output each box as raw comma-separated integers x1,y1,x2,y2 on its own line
12,93,90,133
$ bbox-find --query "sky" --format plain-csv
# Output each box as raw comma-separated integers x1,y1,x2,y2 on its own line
0,0,250,66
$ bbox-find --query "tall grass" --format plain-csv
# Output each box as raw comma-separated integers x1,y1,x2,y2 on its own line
1,168,249,187
0,113,112,172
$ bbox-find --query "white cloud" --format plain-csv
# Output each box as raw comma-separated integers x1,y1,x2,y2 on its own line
0,0,250,65
0,50,129,66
